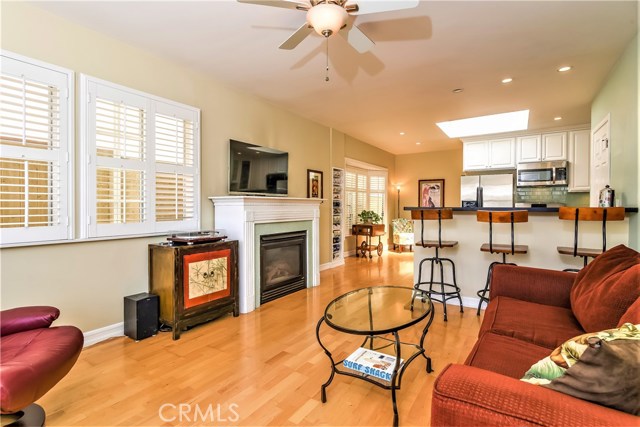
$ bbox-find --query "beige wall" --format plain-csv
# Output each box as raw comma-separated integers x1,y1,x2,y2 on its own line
591,33,639,249
394,148,463,217
334,131,397,252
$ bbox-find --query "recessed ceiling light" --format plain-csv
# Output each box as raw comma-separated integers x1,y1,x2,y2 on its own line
416,142,421,145
558,66,572,72
436,110,530,138
399,132,405,136
554,116,563,121
452,88,463,93
501,77,513,84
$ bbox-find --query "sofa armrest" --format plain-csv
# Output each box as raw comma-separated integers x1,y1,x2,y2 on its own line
0,306,60,336
491,264,576,308
432,364,637,426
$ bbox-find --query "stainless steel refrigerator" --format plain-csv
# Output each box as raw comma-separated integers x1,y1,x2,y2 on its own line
460,174,514,207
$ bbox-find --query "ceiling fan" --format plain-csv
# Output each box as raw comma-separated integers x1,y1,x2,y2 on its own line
237,0,419,53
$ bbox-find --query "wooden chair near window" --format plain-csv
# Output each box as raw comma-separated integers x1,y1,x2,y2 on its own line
557,207,625,271
476,210,529,315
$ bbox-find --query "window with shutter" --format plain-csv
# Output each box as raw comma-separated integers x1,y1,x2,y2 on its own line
344,164,387,235
0,52,73,246
81,76,200,238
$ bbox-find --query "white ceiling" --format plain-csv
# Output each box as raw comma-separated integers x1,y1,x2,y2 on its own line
33,0,638,154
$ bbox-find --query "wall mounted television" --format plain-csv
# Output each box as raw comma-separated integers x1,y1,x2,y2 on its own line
229,139,288,196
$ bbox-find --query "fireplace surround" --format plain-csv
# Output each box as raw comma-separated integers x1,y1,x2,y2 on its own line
209,196,322,313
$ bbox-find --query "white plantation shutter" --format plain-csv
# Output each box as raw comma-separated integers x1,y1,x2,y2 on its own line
369,173,386,220
0,52,72,245
82,76,200,238
344,166,387,235
153,103,198,231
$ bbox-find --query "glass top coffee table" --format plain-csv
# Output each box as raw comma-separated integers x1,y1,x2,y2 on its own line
316,286,434,426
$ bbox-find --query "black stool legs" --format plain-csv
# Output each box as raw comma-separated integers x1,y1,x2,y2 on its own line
415,247,463,321
476,253,516,316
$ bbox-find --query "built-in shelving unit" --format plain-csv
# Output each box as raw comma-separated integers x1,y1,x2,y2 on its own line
332,168,344,261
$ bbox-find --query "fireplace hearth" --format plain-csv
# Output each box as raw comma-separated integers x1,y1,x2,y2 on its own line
260,231,307,304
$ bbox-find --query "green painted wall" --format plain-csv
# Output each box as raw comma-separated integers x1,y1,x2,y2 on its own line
591,34,639,249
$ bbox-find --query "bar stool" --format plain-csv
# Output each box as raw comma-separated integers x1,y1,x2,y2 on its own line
557,207,625,271
411,208,463,321
476,210,529,316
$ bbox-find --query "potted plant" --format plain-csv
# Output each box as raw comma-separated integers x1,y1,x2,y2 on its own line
358,210,382,224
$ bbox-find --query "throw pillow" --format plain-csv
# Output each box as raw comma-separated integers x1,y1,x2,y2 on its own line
570,244,640,332
521,323,640,415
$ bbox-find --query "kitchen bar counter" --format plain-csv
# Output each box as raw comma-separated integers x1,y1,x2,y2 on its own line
403,206,635,312
405,206,639,213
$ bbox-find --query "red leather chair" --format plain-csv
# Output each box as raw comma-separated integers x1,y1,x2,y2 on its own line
0,306,83,426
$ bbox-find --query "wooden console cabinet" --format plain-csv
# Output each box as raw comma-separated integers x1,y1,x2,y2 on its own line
149,240,239,340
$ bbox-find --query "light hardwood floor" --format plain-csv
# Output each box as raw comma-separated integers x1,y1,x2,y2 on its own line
39,251,482,426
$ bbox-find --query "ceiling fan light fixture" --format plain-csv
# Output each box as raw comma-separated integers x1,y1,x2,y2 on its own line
307,3,348,37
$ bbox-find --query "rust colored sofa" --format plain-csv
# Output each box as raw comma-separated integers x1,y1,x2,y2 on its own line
431,244,640,426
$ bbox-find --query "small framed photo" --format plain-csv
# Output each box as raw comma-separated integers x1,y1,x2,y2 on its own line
418,179,445,208
307,169,323,199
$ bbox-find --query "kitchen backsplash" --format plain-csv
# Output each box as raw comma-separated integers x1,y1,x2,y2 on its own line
516,187,567,204
516,187,590,206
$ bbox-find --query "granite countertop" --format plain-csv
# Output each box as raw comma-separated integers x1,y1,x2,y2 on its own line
404,206,639,213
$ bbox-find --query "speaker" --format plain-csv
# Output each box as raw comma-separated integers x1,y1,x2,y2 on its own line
124,292,159,341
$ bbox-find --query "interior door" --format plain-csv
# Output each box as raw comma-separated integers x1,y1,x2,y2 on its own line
591,115,611,206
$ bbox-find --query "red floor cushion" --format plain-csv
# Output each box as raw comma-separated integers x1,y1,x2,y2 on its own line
480,296,585,349
465,332,553,379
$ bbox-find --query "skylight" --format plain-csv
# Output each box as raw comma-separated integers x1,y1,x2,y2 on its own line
436,110,530,138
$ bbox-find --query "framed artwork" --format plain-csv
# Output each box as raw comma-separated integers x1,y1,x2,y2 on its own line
418,179,445,208
183,249,231,309
307,169,323,199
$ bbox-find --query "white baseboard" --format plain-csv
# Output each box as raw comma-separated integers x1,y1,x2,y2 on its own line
461,296,486,310
320,258,345,271
83,322,124,347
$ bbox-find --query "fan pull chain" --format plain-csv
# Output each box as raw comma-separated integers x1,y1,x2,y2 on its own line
325,37,330,82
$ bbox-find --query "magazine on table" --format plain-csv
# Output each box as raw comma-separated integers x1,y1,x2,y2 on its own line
343,347,403,381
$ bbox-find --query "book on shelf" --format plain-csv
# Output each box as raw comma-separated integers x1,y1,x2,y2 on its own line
343,347,403,381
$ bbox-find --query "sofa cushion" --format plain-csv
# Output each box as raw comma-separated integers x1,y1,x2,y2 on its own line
480,296,584,349
571,244,640,332
618,297,640,326
465,332,553,379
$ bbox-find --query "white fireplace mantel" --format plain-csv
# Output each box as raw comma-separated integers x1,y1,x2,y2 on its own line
209,196,323,313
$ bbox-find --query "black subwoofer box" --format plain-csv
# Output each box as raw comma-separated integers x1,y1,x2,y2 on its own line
124,292,159,341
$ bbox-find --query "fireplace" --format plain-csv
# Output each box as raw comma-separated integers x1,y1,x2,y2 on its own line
260,231,307,304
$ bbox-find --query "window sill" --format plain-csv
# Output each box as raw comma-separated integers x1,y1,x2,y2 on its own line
1,232,168,249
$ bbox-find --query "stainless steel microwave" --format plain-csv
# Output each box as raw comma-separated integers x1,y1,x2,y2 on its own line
516,161,568,187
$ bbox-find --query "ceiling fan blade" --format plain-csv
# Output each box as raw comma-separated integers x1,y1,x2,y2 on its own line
237,0,308,11
347,0,419,15
340,24,375,53
279,23,313,50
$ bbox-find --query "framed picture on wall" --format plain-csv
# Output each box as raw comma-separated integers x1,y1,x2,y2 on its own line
418,179,445,208
307,169,323,199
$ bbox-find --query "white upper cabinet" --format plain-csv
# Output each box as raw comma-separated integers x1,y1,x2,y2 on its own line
516,135,542,163
568,129,591,192
462,138,515,171
489,138,516,169
462,140,490,170
541,132,567,161
516,132,567,163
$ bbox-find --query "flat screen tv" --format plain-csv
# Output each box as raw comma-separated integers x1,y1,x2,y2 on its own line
229,139,288,196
